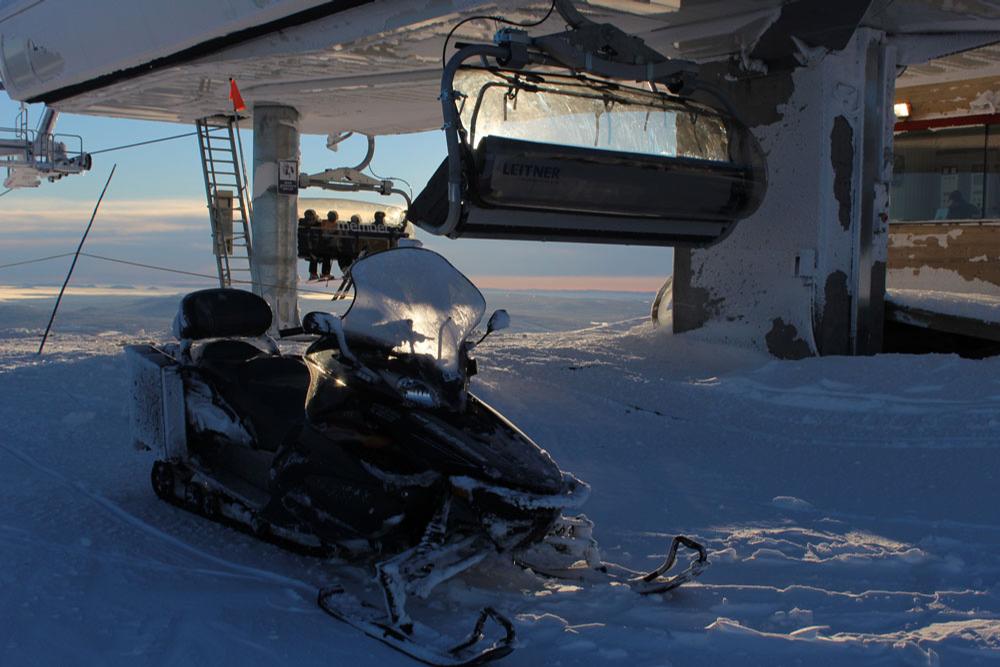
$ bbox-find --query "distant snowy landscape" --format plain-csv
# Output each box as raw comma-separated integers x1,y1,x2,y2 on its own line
2,287,999,666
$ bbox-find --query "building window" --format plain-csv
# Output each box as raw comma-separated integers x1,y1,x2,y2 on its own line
891,125,1000,222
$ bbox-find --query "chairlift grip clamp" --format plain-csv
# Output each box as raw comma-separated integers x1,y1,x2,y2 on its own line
494,30,531,70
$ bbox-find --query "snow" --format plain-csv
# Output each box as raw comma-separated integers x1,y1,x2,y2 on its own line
2,291,1000,665
888,288,1000,324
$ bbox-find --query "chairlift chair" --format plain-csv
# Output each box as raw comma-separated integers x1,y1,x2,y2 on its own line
297,133,414,293
1,106,91,189
408,0,767,247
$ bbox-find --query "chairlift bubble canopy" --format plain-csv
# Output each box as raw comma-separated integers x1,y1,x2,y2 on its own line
409,29,767,247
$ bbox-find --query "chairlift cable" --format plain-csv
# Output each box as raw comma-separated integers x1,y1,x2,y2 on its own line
0,252,341,295
0,252,76,271
78,253,340,296
89,128,224,155
440,0,556,67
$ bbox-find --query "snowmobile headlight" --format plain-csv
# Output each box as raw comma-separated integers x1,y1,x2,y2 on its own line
397,378,440,409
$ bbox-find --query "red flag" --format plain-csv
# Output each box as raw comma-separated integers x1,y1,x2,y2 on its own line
229,78,246,113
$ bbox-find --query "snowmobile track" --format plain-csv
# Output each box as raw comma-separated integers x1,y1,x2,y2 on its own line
150,459,336,560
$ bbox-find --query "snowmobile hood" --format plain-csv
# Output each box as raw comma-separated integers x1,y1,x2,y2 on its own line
406,395,567,496
450,471,590,512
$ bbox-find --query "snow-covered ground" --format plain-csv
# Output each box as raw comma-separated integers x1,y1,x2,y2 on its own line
888,288,1000,324
2,290,999,666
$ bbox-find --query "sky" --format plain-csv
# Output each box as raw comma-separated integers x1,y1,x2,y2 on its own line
0,94,673,293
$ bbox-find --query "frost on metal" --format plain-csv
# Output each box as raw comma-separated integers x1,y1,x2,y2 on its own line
450,472,591,511
184,376,253,447
125,345,186,456
676,28,894,358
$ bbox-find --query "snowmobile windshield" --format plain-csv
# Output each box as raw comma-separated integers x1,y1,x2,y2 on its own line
343,247,486,378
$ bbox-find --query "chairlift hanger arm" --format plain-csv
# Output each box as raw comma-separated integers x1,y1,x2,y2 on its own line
524,31,698,89
300,176,412,209
301,131,398,187
300,133,403,199
520,0,699,88
303,167,386,189
349,133,376,172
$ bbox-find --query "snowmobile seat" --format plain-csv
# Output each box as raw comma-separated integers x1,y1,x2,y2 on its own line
197,339,265,362
188,348,310,452
223,355,311,451
173,288,309,451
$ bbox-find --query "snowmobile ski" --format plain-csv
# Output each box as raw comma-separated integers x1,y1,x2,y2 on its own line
516,515,708,595
520,535,708,594
317,585,515,666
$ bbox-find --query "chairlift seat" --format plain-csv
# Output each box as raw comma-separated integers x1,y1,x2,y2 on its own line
475,136,754,220
410,135,761,246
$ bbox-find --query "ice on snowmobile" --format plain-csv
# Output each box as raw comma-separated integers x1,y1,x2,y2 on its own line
126,246,707,665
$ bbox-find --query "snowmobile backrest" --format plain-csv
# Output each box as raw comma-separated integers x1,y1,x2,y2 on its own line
173,288,272,341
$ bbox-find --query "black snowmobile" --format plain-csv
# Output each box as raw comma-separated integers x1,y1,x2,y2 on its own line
126,247,707,665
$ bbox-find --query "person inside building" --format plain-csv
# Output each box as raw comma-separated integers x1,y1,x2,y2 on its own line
317,210,339,280
947,190,979,220
299,209,321,280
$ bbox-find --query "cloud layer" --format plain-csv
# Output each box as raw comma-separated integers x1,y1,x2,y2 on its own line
0,197,206,235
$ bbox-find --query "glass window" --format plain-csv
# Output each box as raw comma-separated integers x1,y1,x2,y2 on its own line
891,126,994,222
986,125,1000,219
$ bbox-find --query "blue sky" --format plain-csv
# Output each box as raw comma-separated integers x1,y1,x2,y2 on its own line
0,94,673,291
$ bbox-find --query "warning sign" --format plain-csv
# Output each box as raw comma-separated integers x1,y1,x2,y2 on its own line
278,159,299,195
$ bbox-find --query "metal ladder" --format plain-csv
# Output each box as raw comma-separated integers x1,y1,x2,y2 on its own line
196,117,253,288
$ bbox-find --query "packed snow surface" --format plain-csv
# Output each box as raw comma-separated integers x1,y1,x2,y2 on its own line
2,291,1000,666
888,288,1000,324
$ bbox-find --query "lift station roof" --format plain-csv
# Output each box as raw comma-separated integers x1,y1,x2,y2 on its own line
2,1,1000,136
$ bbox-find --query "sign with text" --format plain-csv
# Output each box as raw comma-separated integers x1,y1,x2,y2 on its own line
278,160,298,195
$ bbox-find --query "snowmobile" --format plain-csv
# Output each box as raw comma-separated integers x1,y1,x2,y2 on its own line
126,246,708,665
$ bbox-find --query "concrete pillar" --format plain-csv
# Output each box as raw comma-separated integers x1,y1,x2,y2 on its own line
672,28,896,358
252,103,301,333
